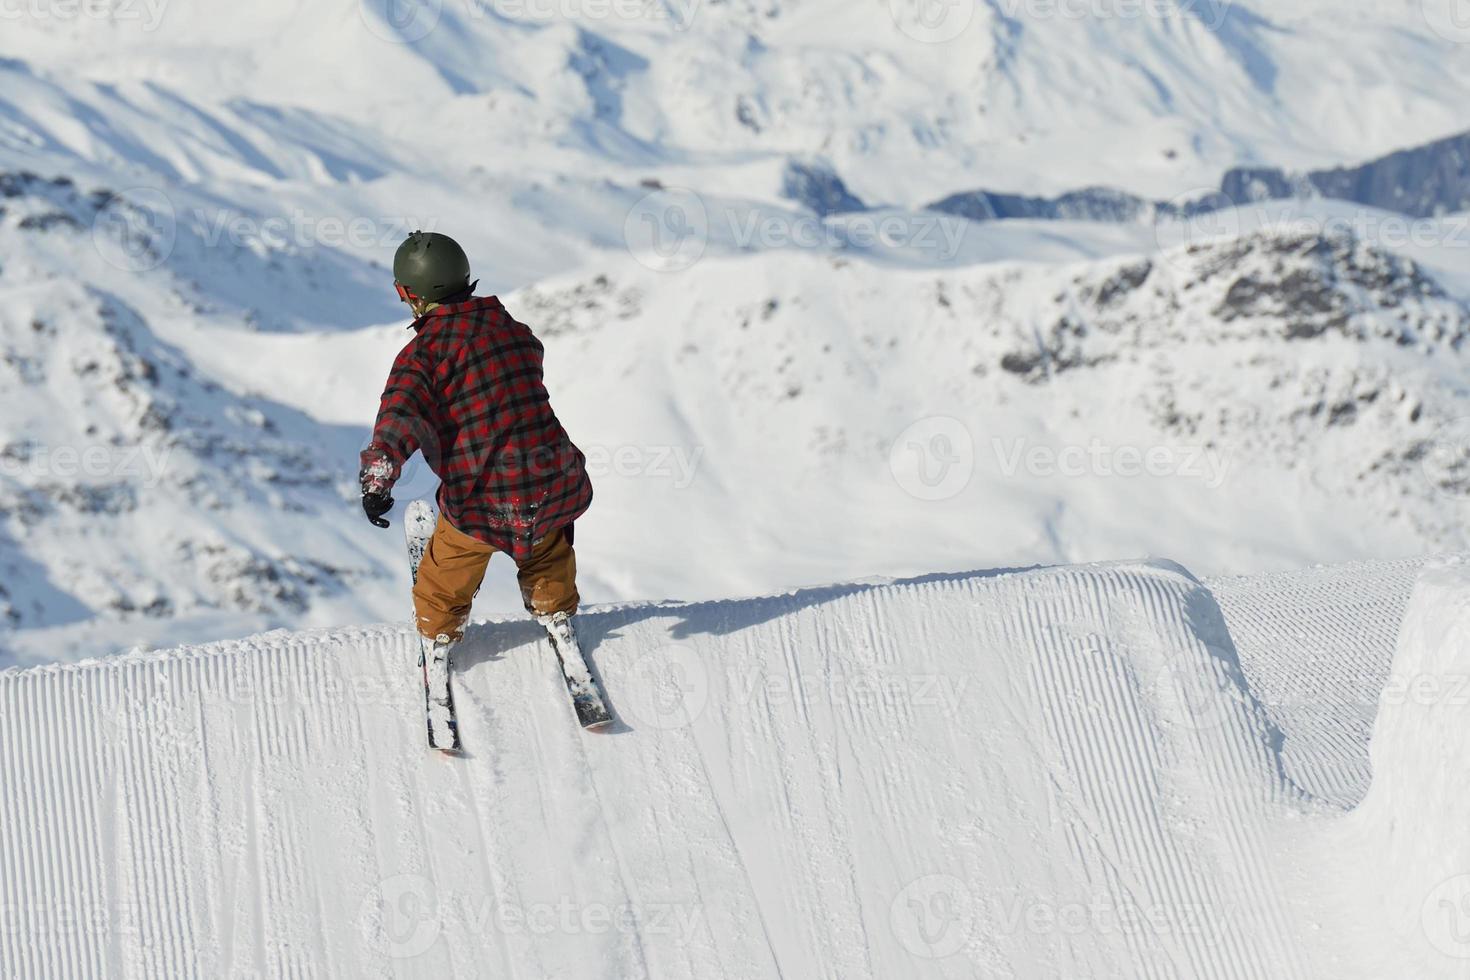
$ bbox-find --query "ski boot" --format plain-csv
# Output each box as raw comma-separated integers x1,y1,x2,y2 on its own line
421,633,462,752
536,612,613,730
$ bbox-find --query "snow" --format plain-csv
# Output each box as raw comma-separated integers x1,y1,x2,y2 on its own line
8,0,1470,202
1304,557,1470,977
11,208,1470,664
3,553,1467,977
1208,556,1429,808
2,1,1468,974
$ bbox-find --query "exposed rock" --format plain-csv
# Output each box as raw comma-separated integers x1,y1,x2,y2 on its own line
928,128,1470,225
781,160,866,216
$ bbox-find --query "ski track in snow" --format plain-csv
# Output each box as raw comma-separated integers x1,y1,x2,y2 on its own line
0,557,1460,978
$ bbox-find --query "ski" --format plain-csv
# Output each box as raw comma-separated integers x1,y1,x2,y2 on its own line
405,500,462,753
540,613,614,730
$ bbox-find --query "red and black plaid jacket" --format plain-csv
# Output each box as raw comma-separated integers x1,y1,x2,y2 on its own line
361,295,592,563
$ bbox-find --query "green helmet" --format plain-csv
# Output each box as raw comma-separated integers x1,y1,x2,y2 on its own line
393,230,472,303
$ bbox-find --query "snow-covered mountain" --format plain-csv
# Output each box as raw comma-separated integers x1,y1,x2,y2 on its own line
9,0,1470,203
5,0,1470,662
931,127,1470,223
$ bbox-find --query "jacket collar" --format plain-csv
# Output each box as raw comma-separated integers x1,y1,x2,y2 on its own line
409,291,500,333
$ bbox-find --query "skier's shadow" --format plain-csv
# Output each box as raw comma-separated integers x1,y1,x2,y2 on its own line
454,619,543,668
576,564,1044,645
581,565,1048,734
447,565,1045,737
452,619,639,735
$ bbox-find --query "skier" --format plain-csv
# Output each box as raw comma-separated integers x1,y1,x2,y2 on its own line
359,231,595,720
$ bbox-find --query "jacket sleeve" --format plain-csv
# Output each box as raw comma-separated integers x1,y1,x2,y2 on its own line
360,342,435,495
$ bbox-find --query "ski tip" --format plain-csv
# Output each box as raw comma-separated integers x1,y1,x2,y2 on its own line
428,736,464,754
575,701,615,731
406,499,436,527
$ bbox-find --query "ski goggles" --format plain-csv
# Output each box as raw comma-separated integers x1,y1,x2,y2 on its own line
394,281,417,303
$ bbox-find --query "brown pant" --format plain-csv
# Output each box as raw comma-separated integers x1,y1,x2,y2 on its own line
413,514,580,641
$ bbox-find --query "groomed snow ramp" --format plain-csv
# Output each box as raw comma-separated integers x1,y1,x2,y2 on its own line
1310,557,1470,978
0,561,1307,979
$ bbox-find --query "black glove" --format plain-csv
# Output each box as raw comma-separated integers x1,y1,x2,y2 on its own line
362,491,395,528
